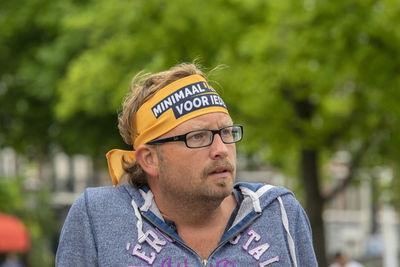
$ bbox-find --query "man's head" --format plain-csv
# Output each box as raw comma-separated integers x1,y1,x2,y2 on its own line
109,63,241,195
117,63,207,188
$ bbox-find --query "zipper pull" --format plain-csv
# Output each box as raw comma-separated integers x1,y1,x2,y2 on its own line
202,259,208,267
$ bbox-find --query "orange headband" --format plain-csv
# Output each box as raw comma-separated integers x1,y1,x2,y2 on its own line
106,74,229,186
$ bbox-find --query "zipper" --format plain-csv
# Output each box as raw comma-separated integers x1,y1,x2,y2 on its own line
142,212,262,265
141,213,206,265
206,212,262,258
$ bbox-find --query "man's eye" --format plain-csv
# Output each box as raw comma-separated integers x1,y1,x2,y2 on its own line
221,129,232,136
190,133,206,140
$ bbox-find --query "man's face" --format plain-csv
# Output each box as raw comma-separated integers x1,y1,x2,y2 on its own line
155,112,237,202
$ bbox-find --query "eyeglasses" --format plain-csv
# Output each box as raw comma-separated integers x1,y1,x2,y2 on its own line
146,125,243,148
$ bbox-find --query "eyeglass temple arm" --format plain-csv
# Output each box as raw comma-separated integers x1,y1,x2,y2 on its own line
147,135,185,145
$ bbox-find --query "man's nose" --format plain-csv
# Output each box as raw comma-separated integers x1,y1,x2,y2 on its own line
209,133,229,159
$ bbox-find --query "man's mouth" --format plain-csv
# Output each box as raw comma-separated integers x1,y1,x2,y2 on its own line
210,166,230,175
202,160,234,179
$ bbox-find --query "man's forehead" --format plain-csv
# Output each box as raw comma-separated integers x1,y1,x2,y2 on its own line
171,113,233,132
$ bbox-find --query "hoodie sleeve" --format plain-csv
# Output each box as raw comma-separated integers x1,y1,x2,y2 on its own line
56,190,98,266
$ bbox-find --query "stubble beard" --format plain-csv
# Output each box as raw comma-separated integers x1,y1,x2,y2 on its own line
208,162,236,201
158,153,235,204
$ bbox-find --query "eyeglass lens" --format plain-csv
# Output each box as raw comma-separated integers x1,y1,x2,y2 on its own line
186,126,242,148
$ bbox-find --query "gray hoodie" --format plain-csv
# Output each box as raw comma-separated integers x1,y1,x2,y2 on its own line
56,182,317,266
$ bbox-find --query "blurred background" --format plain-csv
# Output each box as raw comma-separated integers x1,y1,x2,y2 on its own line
1,0,399,266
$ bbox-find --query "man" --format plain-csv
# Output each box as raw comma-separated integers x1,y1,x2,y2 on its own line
56,63,317,266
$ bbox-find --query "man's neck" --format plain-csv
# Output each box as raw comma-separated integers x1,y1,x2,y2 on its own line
156,192,236,226
155,193,237,259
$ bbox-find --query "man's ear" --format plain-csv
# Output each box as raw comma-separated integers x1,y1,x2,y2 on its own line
135,145,159,177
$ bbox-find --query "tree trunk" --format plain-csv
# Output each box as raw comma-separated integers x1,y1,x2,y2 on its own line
300,149,327,267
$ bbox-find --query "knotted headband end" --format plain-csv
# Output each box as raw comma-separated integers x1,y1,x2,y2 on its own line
106,149,136,186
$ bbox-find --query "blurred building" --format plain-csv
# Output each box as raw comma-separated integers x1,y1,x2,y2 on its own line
323,151,399,267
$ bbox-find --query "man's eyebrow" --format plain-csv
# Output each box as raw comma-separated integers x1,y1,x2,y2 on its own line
190,123,234,131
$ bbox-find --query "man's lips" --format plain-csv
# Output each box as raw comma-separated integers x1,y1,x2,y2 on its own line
209,165,231,175
202,160,235,179
205,161,234,178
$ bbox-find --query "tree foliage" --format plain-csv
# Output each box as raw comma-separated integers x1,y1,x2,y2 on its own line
1,0,400,266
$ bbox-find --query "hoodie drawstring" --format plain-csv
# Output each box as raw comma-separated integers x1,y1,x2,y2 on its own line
241,185,298,267
278,196,298,267
131,190,154,243
240,187,263,213
240,185,274,213
131,199,147,243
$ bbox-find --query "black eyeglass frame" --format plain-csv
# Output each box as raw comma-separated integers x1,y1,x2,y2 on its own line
146,125,243,148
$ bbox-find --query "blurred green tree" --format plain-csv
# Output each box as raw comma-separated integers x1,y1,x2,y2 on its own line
0,0,61,158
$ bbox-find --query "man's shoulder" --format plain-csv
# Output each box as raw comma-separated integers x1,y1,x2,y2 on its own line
73,184,139,210
84,184,131,198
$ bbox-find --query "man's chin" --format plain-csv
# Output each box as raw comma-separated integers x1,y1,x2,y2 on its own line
211,179,234,197
215,175,234,187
